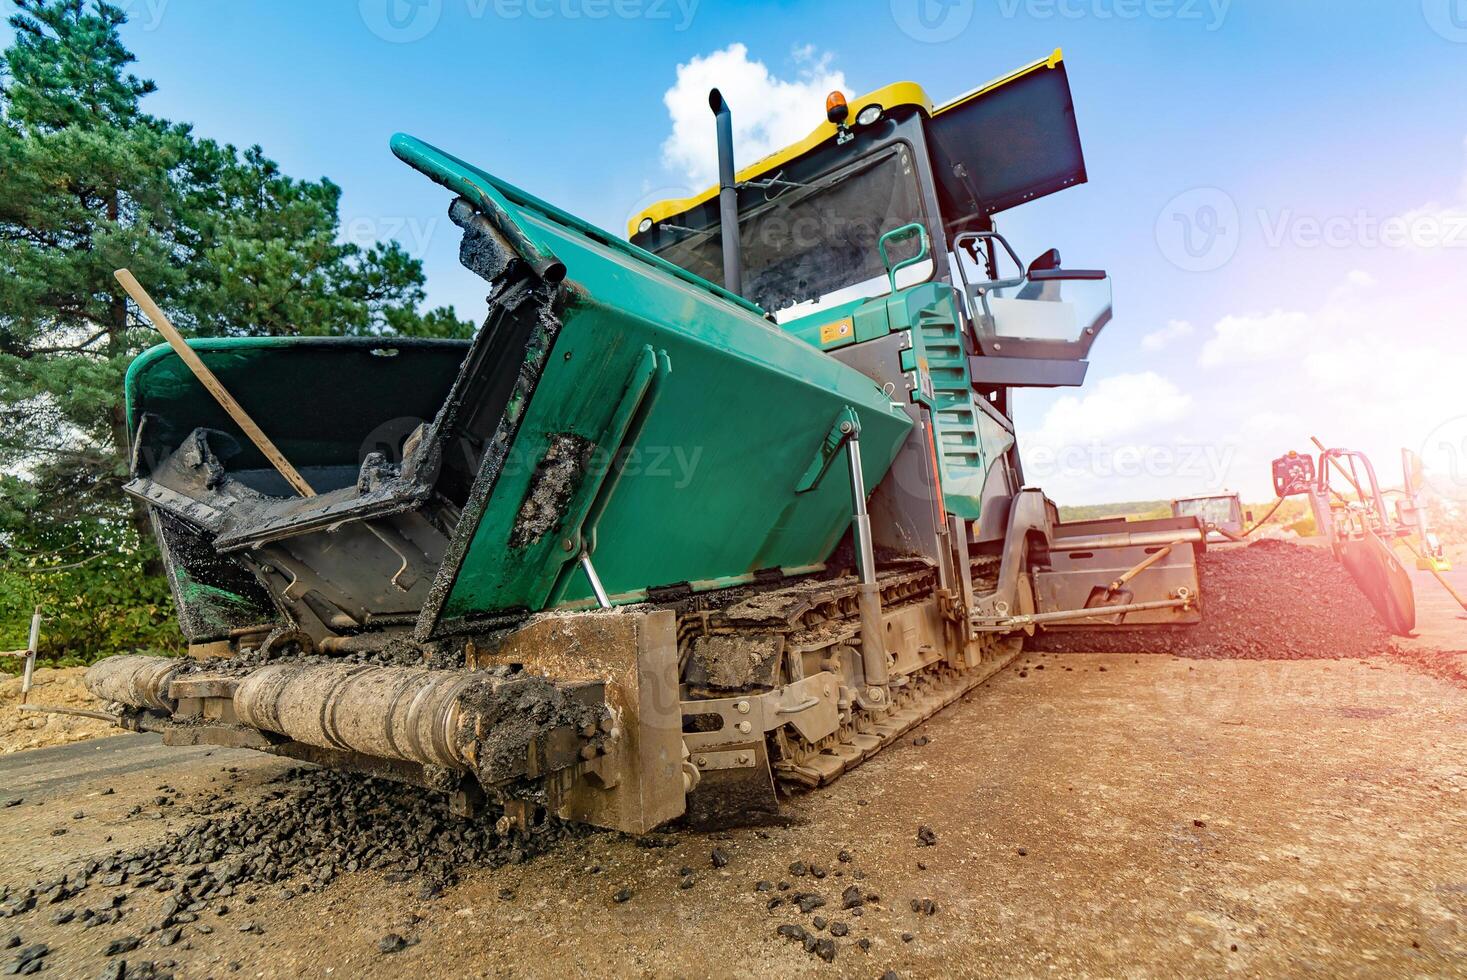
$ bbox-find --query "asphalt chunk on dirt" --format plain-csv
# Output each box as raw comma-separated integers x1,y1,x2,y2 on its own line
1,765,588,971
1029,539,1395,659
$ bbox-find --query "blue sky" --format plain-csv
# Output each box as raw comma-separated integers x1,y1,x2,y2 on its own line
7,0,1466,504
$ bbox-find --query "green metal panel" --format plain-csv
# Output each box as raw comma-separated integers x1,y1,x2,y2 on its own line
783,284,992,521
780,298,893,352
390,136,915,624
437,215,912,617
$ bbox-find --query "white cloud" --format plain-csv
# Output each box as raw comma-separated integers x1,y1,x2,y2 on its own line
1140,319,1193,352
1187,269,1467,499
1198,309,1313,367
1241,410,1303,436
1301,339,1375,392
1029,372,1192,447
1387,136,1467,251
1015,374,1211,505
659,44,848,188
1198,271,1377,368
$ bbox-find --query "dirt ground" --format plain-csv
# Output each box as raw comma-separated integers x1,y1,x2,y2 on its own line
4,653,1465,978
0,667,120,755
1388,564,1467,687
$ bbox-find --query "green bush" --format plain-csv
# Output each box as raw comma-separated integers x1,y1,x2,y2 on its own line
0,525,183,665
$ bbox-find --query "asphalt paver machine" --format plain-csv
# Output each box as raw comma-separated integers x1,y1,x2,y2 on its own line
88,51,1206,831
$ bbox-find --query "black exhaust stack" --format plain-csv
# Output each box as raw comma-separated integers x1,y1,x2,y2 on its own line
708,88,742,297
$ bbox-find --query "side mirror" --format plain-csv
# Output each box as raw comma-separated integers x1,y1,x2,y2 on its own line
1028,267,1109,282
1027,246,1107,282
1027,248,1062,276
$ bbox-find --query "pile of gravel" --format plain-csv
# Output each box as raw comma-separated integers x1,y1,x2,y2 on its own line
1028,539,1394,659
146,768,576,889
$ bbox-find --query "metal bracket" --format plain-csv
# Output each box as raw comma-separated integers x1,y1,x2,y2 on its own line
168,674,242,700
682,671,841,751
795,406,860,494
973,590,1194,632
579,552,611,609
689,748,758,772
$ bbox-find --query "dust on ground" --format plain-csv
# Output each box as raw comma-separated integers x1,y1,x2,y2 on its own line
1387,562,1467,688
0,667,119,755
4,654,1465,978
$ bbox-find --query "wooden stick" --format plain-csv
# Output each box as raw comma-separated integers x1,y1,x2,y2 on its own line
20,605,40,705
114,269,316,498
1395,536,1467,613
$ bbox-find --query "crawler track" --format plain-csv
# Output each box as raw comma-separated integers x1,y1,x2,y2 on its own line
669,557,1021,797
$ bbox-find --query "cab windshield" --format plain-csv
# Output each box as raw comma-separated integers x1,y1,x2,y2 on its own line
648,143,930,320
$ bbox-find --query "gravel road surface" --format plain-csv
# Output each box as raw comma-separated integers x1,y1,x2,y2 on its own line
3,653,1464,978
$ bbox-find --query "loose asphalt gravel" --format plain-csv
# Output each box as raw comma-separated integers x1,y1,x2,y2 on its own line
1029,538,1395,659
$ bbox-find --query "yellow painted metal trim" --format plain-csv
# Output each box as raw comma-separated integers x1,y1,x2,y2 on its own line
628,81,932,236
626,50,1065,238
932,47,1063,117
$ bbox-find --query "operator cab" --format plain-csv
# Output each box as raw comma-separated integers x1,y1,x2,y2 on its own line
629,49,1110,392
628,52,1181,605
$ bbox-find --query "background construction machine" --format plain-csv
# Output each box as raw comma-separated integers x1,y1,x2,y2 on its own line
84,51,1208,833
1270,441,1463,635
